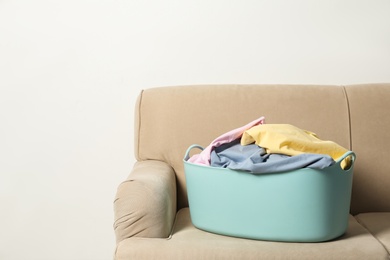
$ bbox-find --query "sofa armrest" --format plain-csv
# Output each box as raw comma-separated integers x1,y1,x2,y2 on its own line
113,160,177,243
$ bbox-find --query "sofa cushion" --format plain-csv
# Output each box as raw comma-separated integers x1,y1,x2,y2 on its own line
115,208,389,260
355,212,390,255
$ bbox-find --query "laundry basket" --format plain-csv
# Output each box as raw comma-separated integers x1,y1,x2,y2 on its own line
183,144,355,242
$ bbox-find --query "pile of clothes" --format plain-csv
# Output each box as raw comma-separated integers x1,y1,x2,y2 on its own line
188,116,350,174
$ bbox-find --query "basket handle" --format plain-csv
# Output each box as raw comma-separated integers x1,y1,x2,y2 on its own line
337,151,356,171
184,144,204,161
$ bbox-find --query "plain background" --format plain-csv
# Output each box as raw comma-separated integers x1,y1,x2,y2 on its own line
1,1,390,259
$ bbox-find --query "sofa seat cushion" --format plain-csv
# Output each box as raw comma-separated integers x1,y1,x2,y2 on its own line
355,212,390,254
115,208,388,260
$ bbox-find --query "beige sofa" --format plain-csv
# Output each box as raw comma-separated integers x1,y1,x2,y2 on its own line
113,84,390,259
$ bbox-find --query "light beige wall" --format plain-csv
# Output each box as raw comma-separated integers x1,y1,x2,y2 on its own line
1,0,390,259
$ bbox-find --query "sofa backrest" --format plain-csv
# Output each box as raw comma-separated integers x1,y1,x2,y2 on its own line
134,84,390,214
345,84,390,214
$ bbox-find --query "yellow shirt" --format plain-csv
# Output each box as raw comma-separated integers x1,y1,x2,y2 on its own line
241,124,350,169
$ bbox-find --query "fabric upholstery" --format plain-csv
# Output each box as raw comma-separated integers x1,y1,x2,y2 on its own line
115,208,389,260
345,84,390,214
115,84,390,259
113,160,176,243
355,212,390,255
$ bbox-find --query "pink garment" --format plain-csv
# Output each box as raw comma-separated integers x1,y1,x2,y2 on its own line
188,116,265,165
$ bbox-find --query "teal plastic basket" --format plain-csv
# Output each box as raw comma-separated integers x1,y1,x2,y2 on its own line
183,144,355,242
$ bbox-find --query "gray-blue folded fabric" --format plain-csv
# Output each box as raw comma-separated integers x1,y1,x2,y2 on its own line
210,139,335,174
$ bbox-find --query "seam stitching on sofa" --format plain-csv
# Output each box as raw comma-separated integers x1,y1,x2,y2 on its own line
354,215,390,255
342,85,353,151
